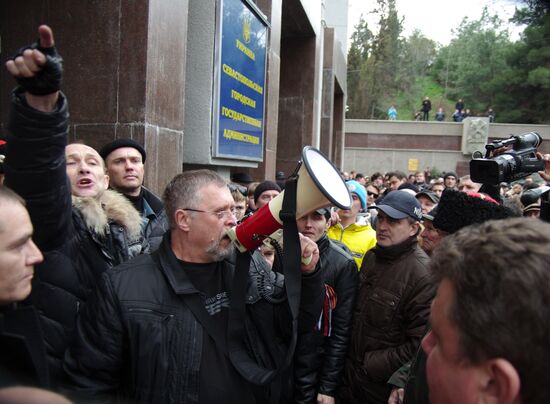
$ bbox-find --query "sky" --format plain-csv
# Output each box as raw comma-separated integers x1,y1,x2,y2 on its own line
347,0,525,46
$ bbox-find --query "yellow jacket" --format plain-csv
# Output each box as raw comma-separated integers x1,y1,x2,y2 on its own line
327,217,377,269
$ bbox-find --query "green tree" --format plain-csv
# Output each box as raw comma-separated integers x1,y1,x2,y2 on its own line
430,8,511,116
346,16,373,118
346,0,403,119
398,31,437,114
494,2,550,123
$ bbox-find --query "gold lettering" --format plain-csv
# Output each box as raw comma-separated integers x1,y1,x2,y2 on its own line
223,128,260,144
235,39,256,61
222,64,263,95
231,89,256,108
221,106,262,128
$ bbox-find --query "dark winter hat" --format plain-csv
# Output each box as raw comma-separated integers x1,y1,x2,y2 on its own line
443,171,458,181
433,190,512,234
231,172,254,184
372,190,423,221
523,202,541,215
254,181,281,203
99,138,146,163
416,190,440,204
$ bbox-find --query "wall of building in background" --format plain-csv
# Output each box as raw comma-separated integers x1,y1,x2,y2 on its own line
0,0,349,195
344,119,550,177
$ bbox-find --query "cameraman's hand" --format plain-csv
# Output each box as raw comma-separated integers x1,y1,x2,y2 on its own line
537,153,550,182
298,233,319,274
5,25,59,112
487,145,512,158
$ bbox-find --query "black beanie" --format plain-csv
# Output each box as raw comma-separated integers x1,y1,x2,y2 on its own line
99,139,146,163
433,190,512,234
254,181,281,203
443,171,457,181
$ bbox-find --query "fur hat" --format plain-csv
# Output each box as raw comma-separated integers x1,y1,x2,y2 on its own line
433,190,512,234
254,181,281,203
99,139,146,163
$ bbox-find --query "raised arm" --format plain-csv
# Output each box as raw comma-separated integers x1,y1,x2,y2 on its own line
4,25,71,252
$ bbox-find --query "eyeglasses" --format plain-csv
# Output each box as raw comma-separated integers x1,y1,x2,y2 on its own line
182,208,237,220
367,191,379,197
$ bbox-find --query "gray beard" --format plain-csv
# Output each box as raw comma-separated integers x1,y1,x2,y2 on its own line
205,239,233,261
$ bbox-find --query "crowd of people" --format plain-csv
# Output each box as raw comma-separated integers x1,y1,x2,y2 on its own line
2,24,550,404
389,97,497,122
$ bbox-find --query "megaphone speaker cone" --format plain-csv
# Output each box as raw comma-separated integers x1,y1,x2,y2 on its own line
227,146,352,252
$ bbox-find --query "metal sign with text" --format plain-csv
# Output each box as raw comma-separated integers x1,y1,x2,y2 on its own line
212,0,268,161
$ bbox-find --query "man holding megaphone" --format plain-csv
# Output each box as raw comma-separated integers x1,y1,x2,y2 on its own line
64,169,326,402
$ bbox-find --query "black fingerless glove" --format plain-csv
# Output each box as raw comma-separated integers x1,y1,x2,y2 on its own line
11,40,63,95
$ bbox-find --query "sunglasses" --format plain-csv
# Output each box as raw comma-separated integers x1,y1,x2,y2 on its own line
367,191,379,197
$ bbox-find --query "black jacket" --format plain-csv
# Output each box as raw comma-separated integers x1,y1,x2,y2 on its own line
63,233,324,403
0,305,49,388
141,186,169,251
341,237,435,404
294,235,358,403
5,89,143,384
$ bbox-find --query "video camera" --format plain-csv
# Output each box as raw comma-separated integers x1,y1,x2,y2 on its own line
470,132,544,185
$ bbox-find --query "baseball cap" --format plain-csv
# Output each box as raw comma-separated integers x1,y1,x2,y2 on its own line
416,191,440,204
346,180,366,209
372,190,423,221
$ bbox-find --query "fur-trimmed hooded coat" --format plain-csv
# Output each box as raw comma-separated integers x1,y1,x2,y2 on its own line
5,89,144,385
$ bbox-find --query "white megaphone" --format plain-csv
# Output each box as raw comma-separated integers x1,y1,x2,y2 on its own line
227,146,352,252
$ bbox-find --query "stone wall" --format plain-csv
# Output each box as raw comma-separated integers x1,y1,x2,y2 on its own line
344,119,550,176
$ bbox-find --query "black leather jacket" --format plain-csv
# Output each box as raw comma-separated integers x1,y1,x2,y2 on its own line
5,89,142,384
0,305,49,388
141,187,169,251
294,235,358,402
63,233,324,403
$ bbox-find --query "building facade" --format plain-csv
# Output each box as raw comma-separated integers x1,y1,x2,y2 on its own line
0,0,349,195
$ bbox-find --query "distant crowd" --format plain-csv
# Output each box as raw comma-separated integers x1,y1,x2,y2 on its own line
388,97,496,123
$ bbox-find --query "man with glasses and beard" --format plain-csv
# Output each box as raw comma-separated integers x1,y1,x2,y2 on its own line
64,170,324,403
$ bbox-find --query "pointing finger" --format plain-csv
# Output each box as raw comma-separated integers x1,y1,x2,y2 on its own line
38,25,55,49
